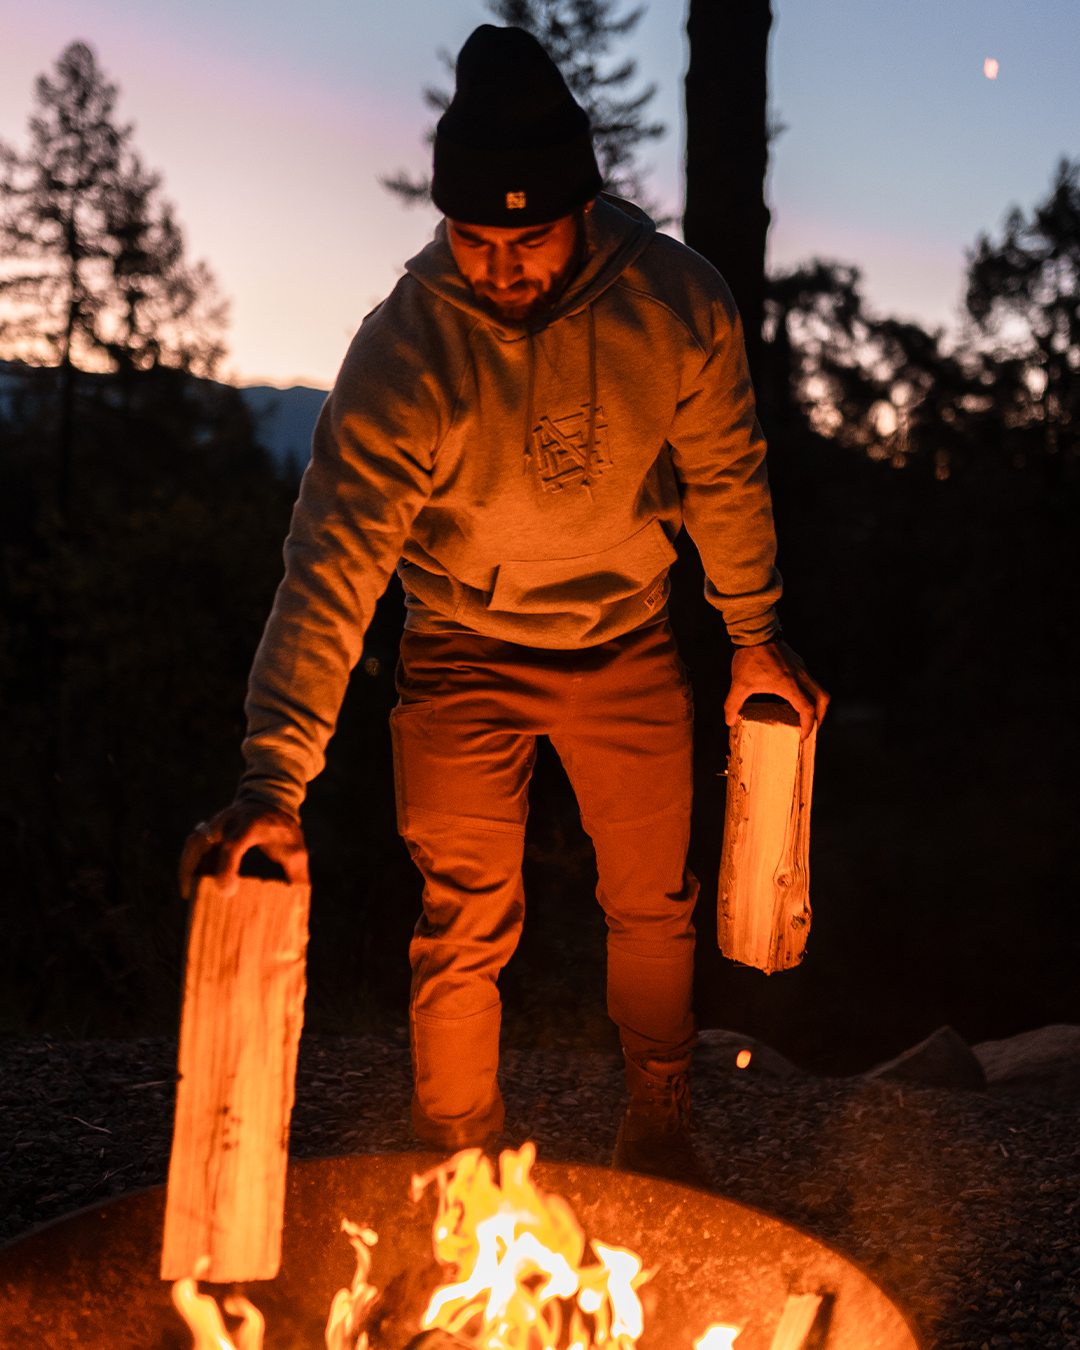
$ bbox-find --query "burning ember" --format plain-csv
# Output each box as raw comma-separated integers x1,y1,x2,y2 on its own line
169,1143,765,1350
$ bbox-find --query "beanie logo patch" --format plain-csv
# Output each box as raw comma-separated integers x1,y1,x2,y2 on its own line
505,191,527,210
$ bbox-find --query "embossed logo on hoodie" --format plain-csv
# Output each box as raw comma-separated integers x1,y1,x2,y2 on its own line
528,403,610,492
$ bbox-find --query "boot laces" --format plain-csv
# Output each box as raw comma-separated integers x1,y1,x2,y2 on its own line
637,1067,694,1130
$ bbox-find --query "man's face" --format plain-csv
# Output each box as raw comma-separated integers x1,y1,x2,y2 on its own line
447,210,585,322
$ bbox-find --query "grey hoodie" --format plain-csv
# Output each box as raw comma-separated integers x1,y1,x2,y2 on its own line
241,196,781,814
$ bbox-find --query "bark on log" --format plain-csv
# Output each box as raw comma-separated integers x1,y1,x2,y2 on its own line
160,875,310,1282
717,702,815,974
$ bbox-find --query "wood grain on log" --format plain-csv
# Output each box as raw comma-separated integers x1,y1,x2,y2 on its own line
768,1293,824,1350
160,875,310,1282
717,702,816,974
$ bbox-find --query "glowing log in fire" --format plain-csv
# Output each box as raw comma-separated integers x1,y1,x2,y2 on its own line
695,1292,821,1350
411,1142,653,1350
766,1293,823,1349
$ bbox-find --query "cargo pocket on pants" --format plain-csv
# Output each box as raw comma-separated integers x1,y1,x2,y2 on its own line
389,700,433,836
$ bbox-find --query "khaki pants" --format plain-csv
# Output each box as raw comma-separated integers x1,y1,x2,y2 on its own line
391,621,698,1148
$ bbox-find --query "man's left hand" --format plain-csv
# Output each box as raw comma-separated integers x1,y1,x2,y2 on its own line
725,639,830,740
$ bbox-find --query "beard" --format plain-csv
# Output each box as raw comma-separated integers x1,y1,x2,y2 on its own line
471,277,549,323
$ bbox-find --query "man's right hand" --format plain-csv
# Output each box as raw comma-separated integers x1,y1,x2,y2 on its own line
178,801,309,901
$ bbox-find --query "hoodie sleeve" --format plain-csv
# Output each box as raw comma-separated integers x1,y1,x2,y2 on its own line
666,287,782,646
238,292,450,815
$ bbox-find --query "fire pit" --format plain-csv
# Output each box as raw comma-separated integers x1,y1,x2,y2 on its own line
0,1153,922,1349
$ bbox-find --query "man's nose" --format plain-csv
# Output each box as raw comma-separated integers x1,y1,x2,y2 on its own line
487,247,523,289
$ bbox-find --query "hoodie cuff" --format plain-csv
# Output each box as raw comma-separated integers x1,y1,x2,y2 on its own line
727,607,782,647
236,770,305,820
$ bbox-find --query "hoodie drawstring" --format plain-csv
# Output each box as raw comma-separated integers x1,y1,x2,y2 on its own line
585,301,597,488
523,329,535,472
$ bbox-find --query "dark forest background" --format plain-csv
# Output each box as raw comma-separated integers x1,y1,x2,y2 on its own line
2,7,1078,1072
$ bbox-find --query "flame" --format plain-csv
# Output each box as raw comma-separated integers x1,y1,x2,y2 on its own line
695,1328,741,1350
170,1256,265,1350
168,1142,781,1350
172,1221,380,1350
735,1049,752,1069
325,1219,380,1350
411,1142,653,1350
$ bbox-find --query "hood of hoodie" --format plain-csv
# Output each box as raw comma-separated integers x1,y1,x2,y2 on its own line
403,193,657,341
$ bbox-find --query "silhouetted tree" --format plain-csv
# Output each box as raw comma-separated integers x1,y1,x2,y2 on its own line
967,157,1080,463
683,0,772,384
382,0,666,214
767,163,1080,484
0,41,226,504
0,42,225,376
0,369,296,1036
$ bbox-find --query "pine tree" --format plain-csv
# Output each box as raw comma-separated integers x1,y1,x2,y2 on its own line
0,41,226,378
966,157,1080,462
382,0,666,213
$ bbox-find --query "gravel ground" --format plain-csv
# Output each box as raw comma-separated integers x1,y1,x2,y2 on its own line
1,1032,1078,1349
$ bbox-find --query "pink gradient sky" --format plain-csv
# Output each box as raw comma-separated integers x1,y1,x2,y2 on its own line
2,0,1078,389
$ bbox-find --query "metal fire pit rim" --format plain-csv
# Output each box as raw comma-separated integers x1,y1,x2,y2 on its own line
0,1151,927,1350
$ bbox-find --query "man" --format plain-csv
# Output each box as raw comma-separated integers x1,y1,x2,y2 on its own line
181,26,828,1185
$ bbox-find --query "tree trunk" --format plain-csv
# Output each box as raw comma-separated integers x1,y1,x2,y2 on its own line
56,240,80,517
55,354,75,516
683,0,773,387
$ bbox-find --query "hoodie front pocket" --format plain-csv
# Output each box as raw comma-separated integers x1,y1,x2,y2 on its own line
488,517,677,615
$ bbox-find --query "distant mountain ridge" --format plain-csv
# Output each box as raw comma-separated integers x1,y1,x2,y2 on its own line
0,360,327,475
239,384,327,473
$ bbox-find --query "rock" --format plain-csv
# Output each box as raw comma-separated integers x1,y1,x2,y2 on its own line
973,1025,1080,1104
694,1029,803,1079
864,1026,986,1091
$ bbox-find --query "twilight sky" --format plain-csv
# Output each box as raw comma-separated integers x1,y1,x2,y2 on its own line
2,0,1078,389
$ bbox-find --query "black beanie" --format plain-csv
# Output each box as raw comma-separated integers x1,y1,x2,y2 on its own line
431,25,602,227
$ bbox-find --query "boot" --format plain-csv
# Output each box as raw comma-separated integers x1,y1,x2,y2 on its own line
612,1054,713,1189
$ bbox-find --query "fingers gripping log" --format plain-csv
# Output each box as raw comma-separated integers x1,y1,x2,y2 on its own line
717,703,816,974
161,875,310,1282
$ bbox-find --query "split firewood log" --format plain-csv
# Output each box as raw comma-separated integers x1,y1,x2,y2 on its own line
768,1293,824,1350
160,874,310,1282
717,701,816,974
